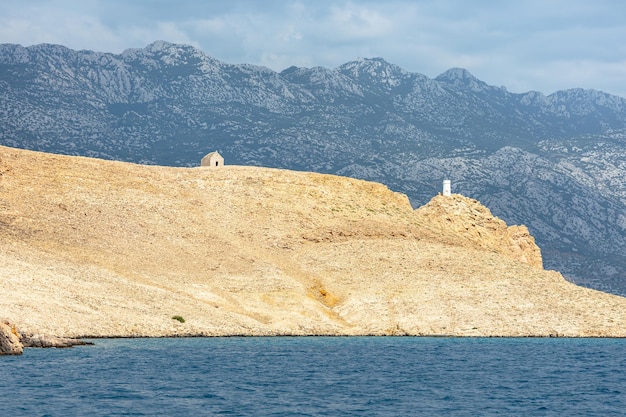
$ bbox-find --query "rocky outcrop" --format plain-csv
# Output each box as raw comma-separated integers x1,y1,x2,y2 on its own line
21,333,93,349
1,320,92,354
414,194,543,268
0,321,23,355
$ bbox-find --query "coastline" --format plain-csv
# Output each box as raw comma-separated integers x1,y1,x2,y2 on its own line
3,146,626,350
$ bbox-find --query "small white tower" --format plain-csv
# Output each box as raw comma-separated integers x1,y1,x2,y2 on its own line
443,179,451,196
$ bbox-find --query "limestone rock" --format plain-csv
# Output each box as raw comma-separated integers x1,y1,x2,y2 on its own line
21,333,93,348
0,321,23,355
2,146,626,338
414,194,543,268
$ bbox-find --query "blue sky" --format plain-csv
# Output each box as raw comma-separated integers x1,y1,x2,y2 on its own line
2,0,626,97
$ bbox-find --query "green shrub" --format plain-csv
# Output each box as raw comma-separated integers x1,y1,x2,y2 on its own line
172,315,185,323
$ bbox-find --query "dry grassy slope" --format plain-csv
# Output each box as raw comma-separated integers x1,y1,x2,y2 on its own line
1,145,626,337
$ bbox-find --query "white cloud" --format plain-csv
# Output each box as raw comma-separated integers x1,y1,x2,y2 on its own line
326,3,394,40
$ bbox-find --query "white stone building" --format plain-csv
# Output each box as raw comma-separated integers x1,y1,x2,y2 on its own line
201,151,224,167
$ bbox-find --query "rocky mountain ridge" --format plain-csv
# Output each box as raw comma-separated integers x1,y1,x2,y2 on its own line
2,145,626,340
1,42,626,294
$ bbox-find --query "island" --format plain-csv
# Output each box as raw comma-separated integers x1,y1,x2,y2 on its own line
1,144,625,355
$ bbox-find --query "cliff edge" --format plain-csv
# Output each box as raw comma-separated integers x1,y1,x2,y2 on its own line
414,194,543,268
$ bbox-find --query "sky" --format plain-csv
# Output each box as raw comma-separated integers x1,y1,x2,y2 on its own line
2,0,626,98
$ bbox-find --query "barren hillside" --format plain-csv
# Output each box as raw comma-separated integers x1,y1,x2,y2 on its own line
1,145,626,337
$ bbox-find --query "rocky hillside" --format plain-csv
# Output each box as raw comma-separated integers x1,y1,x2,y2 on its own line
415,194,543,269
1,41,626,295
2,145,626,338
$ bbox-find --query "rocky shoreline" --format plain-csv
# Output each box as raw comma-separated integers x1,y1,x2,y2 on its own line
1,321,92,355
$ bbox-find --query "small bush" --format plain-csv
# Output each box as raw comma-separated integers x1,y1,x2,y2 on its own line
172,315,185,323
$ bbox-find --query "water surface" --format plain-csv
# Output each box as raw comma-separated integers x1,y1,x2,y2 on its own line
1,337,625,416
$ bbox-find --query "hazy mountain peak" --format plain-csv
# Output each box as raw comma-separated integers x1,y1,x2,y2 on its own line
437,67,477,81
280,65,364,98
435,67,492,92
338,57,410,87
145,40,177,52
548,88,626,108
340,57,402,72
122,41,179,56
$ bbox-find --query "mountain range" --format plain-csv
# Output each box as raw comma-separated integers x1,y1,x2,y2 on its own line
1,41,626,295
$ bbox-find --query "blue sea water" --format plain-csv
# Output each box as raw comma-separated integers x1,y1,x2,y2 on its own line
1,337,625,416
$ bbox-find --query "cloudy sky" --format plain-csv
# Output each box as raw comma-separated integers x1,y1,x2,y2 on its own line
2,0,626,97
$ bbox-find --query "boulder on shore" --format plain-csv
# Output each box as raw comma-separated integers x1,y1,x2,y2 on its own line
0,321,23,355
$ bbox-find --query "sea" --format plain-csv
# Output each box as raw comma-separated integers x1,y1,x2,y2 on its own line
1,337,625,416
